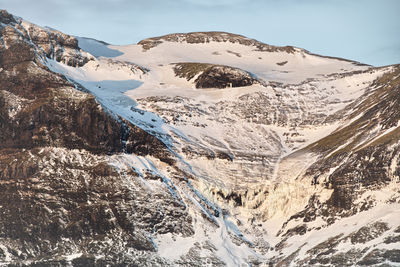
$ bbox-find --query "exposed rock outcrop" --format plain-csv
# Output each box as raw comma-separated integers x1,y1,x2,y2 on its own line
173,62,259,88
25,23,92,67
0,9,92,67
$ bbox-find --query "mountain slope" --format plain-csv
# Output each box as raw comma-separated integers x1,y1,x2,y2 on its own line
0,10,399,266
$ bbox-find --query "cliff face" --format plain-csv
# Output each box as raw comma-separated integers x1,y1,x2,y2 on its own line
0,10,184,265
305,67,400,209
0,148,193,265
0,10,171,158
0,9,91,67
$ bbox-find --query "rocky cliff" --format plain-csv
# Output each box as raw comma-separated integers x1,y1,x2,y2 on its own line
0,10,183,265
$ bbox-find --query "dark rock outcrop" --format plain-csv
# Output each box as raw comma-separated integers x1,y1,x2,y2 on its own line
26,23,91,67
0,9,16,24
0,9,92,67
195,65,257,89
173,62,259,89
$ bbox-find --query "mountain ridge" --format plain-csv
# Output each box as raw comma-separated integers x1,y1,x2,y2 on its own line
136,31,368,67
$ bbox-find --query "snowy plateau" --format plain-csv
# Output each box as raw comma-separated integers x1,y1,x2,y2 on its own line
0,9,400,267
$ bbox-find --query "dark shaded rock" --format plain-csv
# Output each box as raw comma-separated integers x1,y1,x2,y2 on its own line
306,233,344,258
350,221,390,244
173,62,258,89
71,256,96,267
0,148,192,264
126,233,157,251
282,224,307,238
0,39,36,68
329,249,366,266
358,249,400,265
384,249,400,262
216,191,243,207
215,151,233,161
276,61,288,66
0,9,16,24
384,235,400,244
0,9,91,68
275,250,300,266
195,65,257,89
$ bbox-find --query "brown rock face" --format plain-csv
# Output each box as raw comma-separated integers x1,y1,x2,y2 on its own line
173,62,259,89
195,65,257,89
0,57,136,155
0,9,183,265
0,148,191,265
0,9,16,24
26,23,91,67
0,11,172,160
0,9,92,67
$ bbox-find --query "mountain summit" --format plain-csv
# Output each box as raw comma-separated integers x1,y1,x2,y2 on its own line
0,9,399,266
137,31,297,53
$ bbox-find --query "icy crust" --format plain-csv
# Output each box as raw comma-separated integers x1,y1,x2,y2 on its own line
76,36,123,58
130,67,390,196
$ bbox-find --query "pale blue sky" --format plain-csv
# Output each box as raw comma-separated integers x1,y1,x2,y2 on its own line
1,0,399,66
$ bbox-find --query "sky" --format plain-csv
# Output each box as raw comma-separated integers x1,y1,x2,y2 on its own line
1,0,399,66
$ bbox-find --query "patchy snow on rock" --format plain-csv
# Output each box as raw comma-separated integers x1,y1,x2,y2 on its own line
38,29,399,266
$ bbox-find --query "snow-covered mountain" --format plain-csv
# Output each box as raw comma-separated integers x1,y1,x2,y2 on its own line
0,9,399,266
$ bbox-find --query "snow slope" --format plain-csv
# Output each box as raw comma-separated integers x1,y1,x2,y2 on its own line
42,31,399,265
